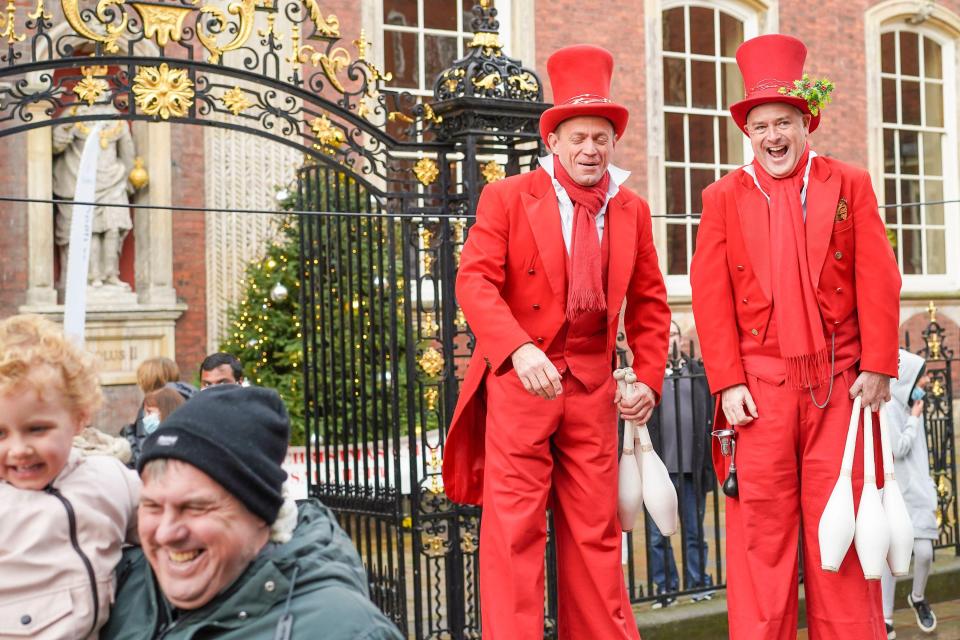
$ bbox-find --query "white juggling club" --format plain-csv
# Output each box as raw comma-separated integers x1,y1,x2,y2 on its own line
818,396,861,572
614,369,644,531
624,370,678,536
854,405,890,580
879,403,914,576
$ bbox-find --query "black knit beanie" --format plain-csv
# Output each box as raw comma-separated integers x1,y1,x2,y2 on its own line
138,385,290,524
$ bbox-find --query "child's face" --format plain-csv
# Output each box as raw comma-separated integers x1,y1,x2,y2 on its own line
0,377,86,490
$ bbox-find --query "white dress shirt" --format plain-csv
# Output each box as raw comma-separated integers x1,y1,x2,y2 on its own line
538,155,631,254
742,150,817,220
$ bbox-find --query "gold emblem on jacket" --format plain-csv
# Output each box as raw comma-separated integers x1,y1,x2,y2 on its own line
835,198,848,222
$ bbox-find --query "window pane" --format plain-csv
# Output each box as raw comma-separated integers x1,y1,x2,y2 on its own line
923,37,942,79
664,58,687,106
663,7,685,53
881,32,895,73
719,12,743,57
884,179,897,224
926,230,946,274
899,31,919,76
899,130,919,175
425,35,458,87
384,0,416,26
691,222,700,254
690,169,715,213
689,7,715,55
384,30,418,89
424,0,457,30
922,132,942,176
883,129,896,173
665,112,685,162
901,80,921,125
666,167,686,214
691,60,717,109
719,117,743,165
901,229,921,274
924,181,944,224
667,223,689,275
688,115,715,163
720,62,743,108
900,178,920,224
882,78,897,123
924,82,943,127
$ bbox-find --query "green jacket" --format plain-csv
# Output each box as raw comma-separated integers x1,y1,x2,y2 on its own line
102,500,403,640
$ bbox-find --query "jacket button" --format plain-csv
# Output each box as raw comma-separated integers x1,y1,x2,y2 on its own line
835,287,843,294
527,268,535,275
741,298,748,304
238,611,248,621
20,615,31,626
536,337,545,344
264,581,276,592
834,320,841,325
532,304,540,310
751,328,759,336
834,251,843,260
736,264,745,271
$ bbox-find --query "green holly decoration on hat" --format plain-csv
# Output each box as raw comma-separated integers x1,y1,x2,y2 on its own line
778,73,835,117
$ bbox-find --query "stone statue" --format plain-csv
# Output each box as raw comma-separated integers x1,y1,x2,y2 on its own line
52,102,140,290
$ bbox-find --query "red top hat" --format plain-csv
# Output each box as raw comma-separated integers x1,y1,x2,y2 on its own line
539,45,629,142
729,34,821,133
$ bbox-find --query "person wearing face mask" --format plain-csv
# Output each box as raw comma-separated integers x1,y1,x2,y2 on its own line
122,359,197,466
881,350,939,638
141,386,187,434
690,34,902,639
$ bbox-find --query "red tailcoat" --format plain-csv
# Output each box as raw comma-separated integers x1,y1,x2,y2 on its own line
443,167,671,505
692,156,900,401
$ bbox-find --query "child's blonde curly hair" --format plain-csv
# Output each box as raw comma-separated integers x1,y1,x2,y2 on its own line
0,314,103,420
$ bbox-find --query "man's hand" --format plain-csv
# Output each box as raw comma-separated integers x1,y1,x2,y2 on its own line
849,371,891,411
510,343,563,399
911,399,924,418
616,380,656,425
721,384,758,426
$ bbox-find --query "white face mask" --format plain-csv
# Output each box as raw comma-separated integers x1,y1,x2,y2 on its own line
143,412,161,434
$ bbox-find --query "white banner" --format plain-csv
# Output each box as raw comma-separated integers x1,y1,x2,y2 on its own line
282,431,443,500
63,122,104,344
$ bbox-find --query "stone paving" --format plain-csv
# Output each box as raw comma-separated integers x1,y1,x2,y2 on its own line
797,598,960,640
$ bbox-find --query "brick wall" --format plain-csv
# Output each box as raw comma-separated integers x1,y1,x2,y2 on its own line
171,124,207,381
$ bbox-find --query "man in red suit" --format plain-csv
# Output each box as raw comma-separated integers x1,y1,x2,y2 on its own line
442,45,671,639
691,35,901,639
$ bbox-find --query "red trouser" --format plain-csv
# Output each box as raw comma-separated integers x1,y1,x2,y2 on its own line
725,368,885,639
480,370,639,640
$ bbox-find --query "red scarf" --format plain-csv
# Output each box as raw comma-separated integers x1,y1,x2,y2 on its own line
752,144,829,390
552,156,610,320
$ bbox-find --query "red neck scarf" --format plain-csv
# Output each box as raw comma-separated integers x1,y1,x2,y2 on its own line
552,156,610,320
752,144,828,390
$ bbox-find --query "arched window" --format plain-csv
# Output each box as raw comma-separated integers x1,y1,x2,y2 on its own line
658,1,760,286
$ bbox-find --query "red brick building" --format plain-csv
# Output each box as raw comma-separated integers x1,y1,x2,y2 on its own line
0,0,958,428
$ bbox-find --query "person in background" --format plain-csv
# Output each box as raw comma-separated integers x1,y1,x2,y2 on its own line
0,315,140,639
646,321,715,607
123,357,195,466
141,386,187,434
199,352,245,388
881,349,938,638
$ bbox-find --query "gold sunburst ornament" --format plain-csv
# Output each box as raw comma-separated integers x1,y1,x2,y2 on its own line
418,347,444,377
74,65,109,105
133,64,194,119
220,86,253,115
413,158,439,186
481,160,505,183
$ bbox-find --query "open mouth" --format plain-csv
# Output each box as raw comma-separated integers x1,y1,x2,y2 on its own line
168,549,204,565
8,463,45,478
766,145,788,159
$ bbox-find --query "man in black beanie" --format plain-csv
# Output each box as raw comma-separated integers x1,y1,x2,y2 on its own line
102,385,402,640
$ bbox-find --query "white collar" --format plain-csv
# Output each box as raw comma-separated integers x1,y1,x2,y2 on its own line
742,150,818,203
538,155,630,198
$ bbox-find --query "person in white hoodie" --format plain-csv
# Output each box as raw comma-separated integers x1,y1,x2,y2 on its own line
881,349,938,638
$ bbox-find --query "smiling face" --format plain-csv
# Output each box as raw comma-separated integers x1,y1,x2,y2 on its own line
546,116,616,186
0,371,86,490
745,103,812,178
138,459,269,610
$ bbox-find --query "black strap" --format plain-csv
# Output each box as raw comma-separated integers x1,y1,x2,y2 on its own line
46,486,100,637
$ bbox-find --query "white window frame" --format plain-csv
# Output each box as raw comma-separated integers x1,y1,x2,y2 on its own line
647,0,773,299
866,2,960,295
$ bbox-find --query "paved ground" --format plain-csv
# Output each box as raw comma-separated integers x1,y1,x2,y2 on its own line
797,598,960,639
